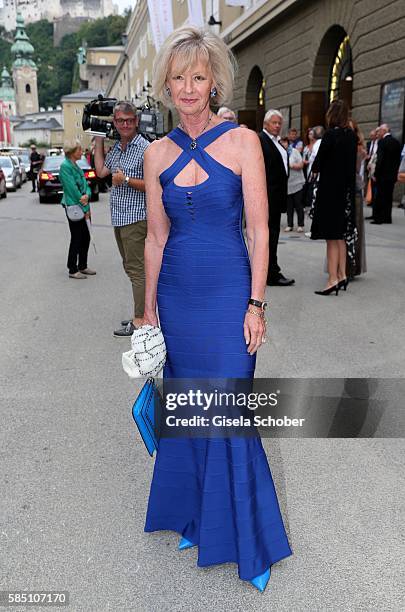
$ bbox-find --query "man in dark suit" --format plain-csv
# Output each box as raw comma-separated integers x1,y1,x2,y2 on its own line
259,110,295,286
371,123,401,224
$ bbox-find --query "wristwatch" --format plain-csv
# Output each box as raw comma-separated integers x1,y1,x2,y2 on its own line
124,176,130,185
248,299,268,312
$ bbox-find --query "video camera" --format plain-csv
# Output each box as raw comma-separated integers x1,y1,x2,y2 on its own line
82,96,119,139
82,95,165,140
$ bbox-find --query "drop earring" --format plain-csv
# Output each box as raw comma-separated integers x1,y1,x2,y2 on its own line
166,87,171,97
210,87,217,98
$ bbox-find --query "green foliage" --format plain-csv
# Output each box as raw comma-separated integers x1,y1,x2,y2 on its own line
0,26,13,70
21,137,49,148
76,15,129,47
0,13,130,109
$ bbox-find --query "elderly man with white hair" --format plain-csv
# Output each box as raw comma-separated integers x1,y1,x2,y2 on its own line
259,109,295,286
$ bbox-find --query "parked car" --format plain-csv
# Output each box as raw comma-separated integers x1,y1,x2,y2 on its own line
0,155,21,191
76,157,99,201
0,168,7,198
37,156,99,203
46,148,63,157
19,153,31,181
10,155,23,188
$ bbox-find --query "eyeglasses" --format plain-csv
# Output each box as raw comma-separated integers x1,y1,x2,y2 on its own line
115,118,136,126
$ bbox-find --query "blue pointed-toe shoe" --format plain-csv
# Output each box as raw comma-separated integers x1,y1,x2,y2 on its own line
178,536,196,550
250,567,271,592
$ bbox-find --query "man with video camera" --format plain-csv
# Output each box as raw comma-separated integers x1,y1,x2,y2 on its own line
94,101,150,337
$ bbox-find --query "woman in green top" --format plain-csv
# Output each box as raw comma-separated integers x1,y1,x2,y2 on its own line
59,142,96,279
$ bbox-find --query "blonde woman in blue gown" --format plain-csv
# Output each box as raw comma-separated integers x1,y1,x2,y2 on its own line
141,26,292,592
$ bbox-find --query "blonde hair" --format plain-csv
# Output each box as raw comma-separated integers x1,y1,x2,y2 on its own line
64,140,82,158
153,25,236,108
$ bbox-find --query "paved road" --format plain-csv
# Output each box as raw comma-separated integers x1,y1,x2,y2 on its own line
0,184,404,612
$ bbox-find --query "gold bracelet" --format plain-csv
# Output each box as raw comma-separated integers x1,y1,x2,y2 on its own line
246,308,265,319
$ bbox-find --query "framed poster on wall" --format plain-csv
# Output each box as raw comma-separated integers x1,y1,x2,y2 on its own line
379,78,405,145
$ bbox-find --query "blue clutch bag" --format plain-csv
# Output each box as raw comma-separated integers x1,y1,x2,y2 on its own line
132,377,160,457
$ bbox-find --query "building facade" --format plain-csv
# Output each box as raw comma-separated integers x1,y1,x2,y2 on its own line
61,89,99,148
0,0,117,32
106,0,405,144
10,107,63,146
78,46,124,93
13,117,64,147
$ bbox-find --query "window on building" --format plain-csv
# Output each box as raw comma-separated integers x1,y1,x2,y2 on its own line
25,84,31,94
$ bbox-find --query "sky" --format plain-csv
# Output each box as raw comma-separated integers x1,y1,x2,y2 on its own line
114,0,135,14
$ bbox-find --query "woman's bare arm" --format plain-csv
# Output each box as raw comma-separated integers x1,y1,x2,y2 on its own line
239,129,269,302
143,141,171,324
236,129,269,354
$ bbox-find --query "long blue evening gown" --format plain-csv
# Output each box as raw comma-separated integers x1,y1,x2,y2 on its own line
144,122,292,581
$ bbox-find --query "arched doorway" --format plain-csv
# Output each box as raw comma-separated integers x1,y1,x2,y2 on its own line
239,66,265,131
303,26,354,137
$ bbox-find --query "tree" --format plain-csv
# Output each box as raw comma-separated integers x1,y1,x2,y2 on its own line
22,138,49,148
0,26,13,71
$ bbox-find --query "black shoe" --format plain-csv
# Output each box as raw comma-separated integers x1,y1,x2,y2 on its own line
121,319,131,326
314,284,339,296
370,220,382,224
31,189,36,193
337,278,349,291
365,216,374,220
113,321,137,337
267,274,295,286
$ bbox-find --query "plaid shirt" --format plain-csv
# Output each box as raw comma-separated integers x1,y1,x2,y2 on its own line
105,134,149,227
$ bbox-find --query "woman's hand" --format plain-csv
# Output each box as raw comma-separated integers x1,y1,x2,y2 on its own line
142,309,159,328
244,308,267,355
80,194,89,205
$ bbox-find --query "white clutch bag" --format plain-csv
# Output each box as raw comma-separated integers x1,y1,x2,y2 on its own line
122,325,166,378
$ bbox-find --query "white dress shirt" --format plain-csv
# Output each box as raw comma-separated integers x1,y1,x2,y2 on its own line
263,128,288,174
307,138,322,176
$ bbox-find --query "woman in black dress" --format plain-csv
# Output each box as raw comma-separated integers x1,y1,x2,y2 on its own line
310,100,357,295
